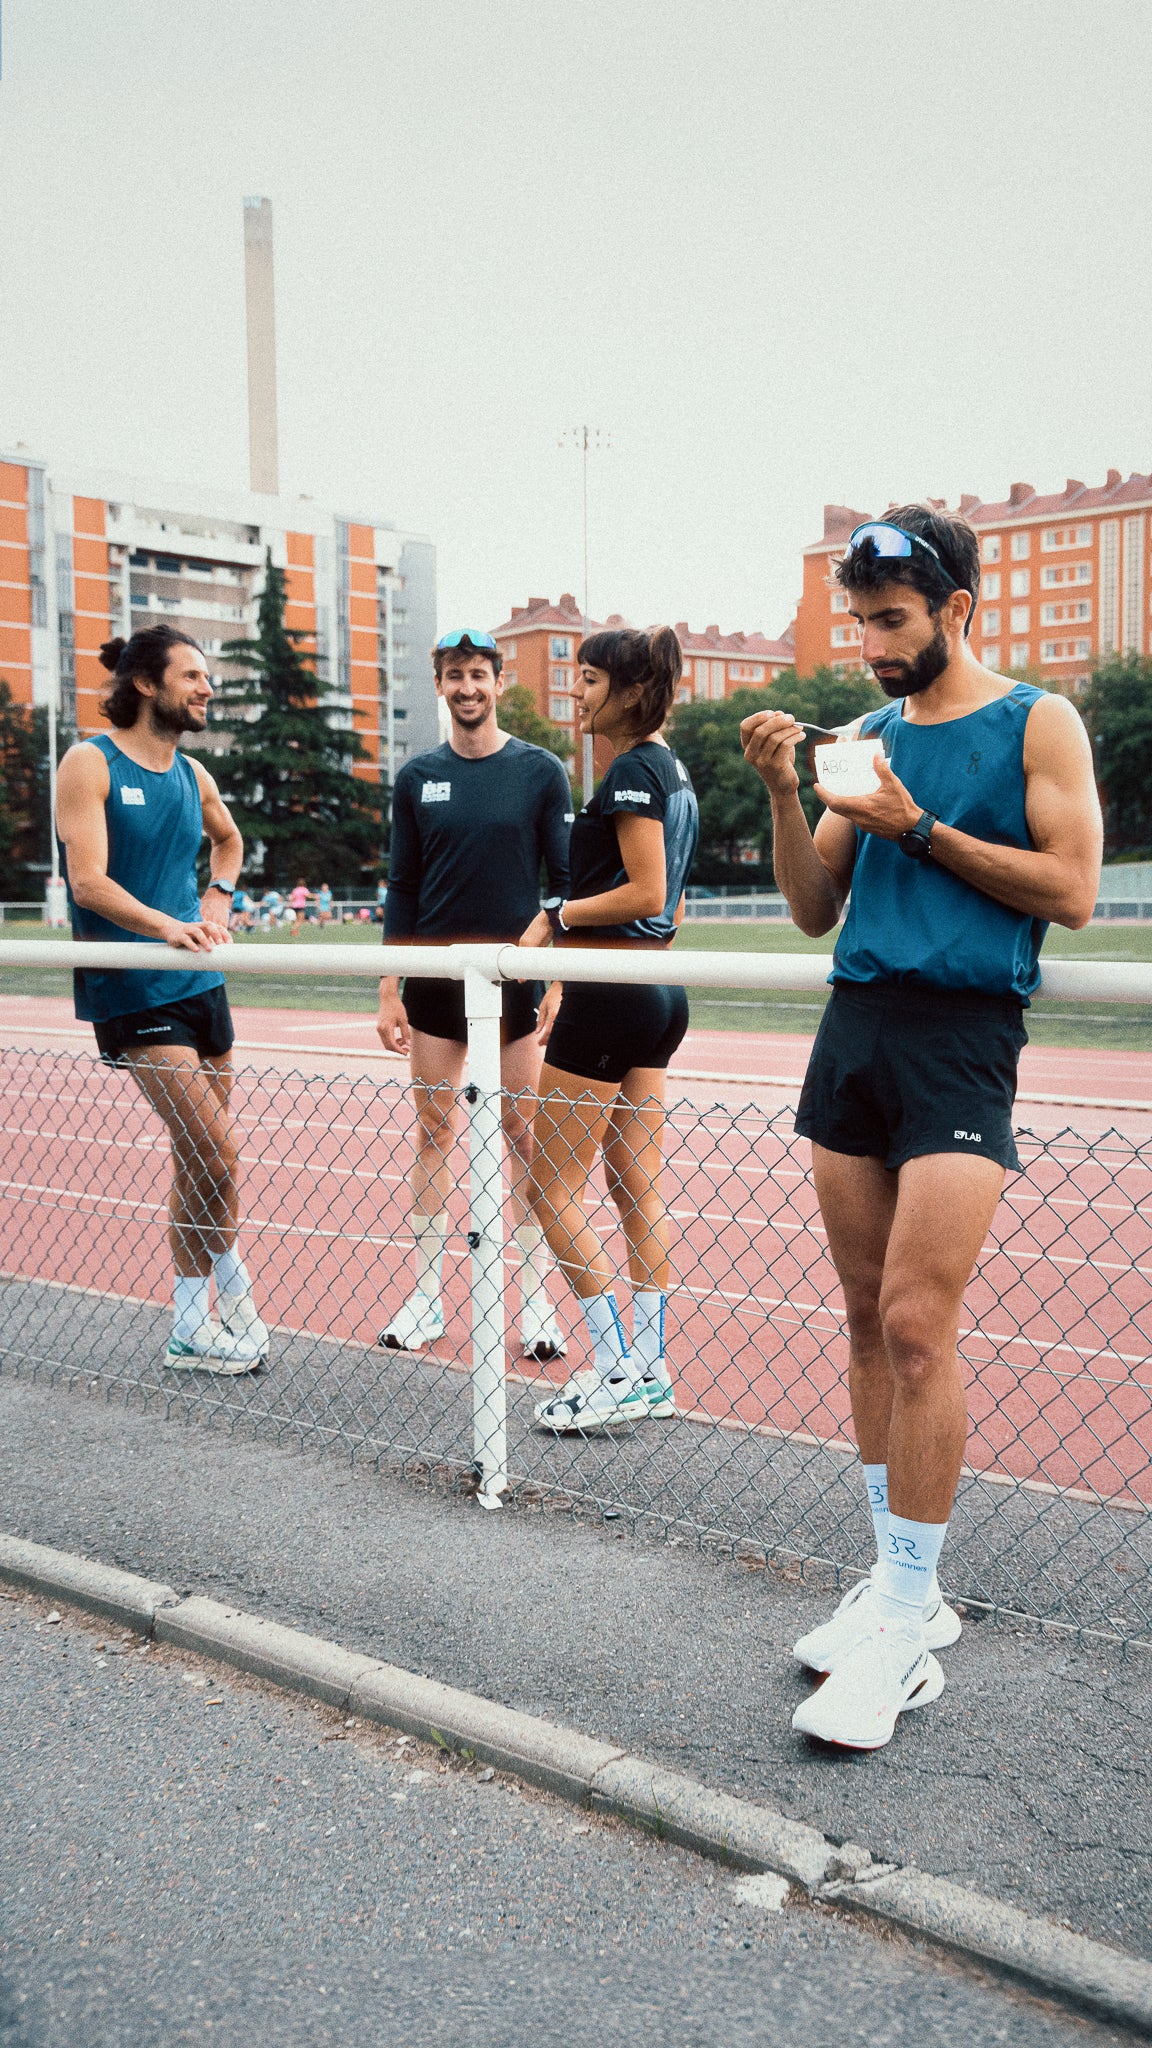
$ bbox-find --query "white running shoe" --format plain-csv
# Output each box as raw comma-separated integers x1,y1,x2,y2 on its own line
520,1299,567,1364
218,1292,270,1362
534,1370,638,1433
793,1568,961,1674
631,1365,676,1419
791,1622,945,1750
164,1321,264,1376
378,1290,445,1353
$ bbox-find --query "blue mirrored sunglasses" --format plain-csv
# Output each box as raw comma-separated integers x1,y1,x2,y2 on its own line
436,629,498,652
846,522,959,593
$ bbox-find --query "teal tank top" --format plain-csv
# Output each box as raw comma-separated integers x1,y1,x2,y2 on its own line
832,681,1047,1002
65,734,226,1022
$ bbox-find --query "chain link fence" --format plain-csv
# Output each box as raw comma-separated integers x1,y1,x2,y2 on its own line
1,1041,1149,1646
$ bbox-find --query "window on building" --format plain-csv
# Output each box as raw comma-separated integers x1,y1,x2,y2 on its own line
1100,519,1120,655
550,696,573,722
1010,605,1030,634
1041,563,1093,588
711,664,726,701
982,536,1001,564
830,624,857,647
1010,532,1031,560
550,636,572,660
982,643,1001,669
154,555,182,574
503,668,517,688
981,608,1000,636
830,591,849,613
505,640,516,658
1041,525,1092,551
1040,601,1092,625
551,666,571,688
676,684,692,704
982,571,1001,601
1010,570,1031,598
1041,639,1093,663
1010,642,1030,668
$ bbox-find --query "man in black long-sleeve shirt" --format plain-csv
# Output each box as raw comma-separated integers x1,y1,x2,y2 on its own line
377,631,573,1359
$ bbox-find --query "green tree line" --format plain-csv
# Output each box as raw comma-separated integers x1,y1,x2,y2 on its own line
4,646,1152,897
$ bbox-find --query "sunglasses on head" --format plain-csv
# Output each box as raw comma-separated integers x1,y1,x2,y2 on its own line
846,522,960,594
435,630,498,653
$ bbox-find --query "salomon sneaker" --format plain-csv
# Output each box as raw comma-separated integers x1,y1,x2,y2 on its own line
793,1568,960,1674
378,1291,445,1353
218,1292,271,1363
520,1301,567,1364
164,1321,264,1376
792,1622,944,1750
534,1371,638,1434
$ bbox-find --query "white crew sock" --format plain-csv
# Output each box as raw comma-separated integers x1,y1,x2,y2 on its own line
580,1292,634,1381
876,1514,948,1630
631,1291,665,1373
173,1275,211,1339
211,1246,250,1299
863,1463,889,1563
412,1212,448,1298
512,1222,550,1306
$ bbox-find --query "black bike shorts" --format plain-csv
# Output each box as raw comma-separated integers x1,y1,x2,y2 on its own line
92,986,235,1066
795,980,1027,1174
402,974,542,1047
545,980,689,1086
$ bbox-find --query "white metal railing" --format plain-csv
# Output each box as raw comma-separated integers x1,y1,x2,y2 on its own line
3,938,1151,1509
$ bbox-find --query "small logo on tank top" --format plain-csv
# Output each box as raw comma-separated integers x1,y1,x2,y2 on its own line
120,787,146,806
421,781,451,804
967,750,982,775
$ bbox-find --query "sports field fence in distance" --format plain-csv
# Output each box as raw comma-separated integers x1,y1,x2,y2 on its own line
1,938,1150,1650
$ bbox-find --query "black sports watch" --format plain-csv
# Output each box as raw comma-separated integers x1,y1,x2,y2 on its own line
898,811,938,863
542,896,569,936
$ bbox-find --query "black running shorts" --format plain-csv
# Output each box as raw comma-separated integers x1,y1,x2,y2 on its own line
544,980,689,1086
795,980,1027,1174
402,974,542,1047
92,985,235,1066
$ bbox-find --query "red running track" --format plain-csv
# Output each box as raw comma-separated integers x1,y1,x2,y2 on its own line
1,1024,1150,1510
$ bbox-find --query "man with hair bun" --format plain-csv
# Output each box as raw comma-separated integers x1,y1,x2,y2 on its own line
520,624,699,1433
54,625,269,1375
742,503,1102,1749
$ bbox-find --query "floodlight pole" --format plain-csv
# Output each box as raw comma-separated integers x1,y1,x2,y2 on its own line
559,425,610,800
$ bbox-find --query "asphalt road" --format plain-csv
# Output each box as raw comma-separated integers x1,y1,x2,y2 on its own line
1,1588,1137,2048
0,1373,1149,1971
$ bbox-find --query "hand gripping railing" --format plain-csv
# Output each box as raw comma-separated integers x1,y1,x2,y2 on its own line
3,937,1151,1516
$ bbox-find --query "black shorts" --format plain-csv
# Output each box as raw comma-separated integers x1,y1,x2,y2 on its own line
545,980,689,1086
92,986,235,1066
402,974,542,1047
795,980,1027,1174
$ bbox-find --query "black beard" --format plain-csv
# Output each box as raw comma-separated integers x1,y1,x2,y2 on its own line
150,695,206,737
874,620,949,698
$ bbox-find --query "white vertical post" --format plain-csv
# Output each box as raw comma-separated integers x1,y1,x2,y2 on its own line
464,966,507,1509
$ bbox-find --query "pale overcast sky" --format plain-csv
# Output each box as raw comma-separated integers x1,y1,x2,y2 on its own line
2,0,1150,640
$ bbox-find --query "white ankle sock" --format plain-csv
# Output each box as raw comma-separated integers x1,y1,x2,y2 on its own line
580,1292,633,1379
877,1514,948,1629
412,1212,447,1297
173,1275,210,1339
211,1246,249,1299
631,1291,665,1372
513,1222,550,1305
863,1462,888,1562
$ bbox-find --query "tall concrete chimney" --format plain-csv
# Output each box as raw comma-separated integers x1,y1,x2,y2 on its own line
243,196,280,495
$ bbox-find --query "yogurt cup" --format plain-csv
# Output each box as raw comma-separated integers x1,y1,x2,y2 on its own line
813,738,887,798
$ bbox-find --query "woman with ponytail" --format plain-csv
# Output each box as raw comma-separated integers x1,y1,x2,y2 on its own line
518,626,699,1432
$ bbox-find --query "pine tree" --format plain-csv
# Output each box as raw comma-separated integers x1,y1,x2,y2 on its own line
191,552,385,888
0,682,55,889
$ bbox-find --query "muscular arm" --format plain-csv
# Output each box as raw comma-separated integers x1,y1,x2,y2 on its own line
741,710,856,936
811,694,1102,930
55,744,221,951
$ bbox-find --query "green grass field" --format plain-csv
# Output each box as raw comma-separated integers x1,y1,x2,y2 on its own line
1,916,1149,1049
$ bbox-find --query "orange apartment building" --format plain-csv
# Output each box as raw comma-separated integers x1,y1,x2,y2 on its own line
794,469,1152,690
0,448,437,782
492,593,795,762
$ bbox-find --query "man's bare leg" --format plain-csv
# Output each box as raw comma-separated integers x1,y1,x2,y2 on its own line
123,1047,265,1367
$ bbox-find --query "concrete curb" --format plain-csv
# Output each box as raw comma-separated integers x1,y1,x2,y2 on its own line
4,1533,1150,2037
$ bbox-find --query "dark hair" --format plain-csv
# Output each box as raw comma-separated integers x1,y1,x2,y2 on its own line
98,625,203,727
432,634,502,681
576,626,682,740
835,503,980,638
